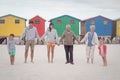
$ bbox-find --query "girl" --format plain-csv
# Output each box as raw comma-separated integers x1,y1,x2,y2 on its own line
40,23,59,63
7,34,17,65
98,39,107,66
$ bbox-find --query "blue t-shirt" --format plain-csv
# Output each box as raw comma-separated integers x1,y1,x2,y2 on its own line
88,33,94,47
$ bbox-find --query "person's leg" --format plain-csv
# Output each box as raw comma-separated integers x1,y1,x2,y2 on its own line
10,56,12,65
24,41,29,63
105,56,107,66
30,40,35,63
102,57,105,66
51,44,55,63
10,49,15,65
12,49,15,65
90,46,95,64
103,56,107,66
30,47,34,63
12,56,15,65
9,50,12,65
11,56,13,65
86,46,90,63
47,43,51,63
69,45,74,64
25,49,29,63
64,45,69,63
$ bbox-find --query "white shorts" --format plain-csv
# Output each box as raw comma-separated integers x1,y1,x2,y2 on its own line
86,46,95,59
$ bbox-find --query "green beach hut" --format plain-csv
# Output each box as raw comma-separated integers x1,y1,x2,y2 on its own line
49,15,81,36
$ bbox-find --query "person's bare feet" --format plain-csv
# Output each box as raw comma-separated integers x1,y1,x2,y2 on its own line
48,60,50,63
24,61,27,63
31,61,34,64
51,60,53,63
11,63,14,65
102,64,107,67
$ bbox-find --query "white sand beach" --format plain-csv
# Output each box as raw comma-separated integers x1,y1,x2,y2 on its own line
0,44,120,80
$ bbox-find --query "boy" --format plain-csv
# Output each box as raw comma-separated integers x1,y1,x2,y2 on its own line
7,34,17,65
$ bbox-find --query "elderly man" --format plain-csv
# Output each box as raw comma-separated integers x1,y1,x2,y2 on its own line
60,24,80,65
20,21,39,63
81,25,98,64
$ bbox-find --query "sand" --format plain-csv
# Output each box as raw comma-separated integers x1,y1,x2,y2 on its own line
0,44,120,80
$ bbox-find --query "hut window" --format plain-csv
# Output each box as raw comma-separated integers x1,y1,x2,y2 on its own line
91,20,95,24
70,20,75,24
104,20,108,25
15,20,20,24
0,20,5,24
57,20,62,24
35,20,40,24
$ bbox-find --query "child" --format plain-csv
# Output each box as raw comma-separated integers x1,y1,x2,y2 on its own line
98,39,107,66
7,34,17,65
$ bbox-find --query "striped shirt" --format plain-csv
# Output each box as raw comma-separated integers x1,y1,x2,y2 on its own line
20,26,39,41
7,39,17,52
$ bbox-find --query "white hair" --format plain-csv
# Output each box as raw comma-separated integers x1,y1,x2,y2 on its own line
66,24,71,28
90,25,95,29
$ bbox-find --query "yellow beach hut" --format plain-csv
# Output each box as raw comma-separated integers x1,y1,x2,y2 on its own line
116,19,120,36
0,14,26,37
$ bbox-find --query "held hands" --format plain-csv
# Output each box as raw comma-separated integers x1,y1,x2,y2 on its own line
78,41,81,44
56,42,60,46
19,40,22,45
78,41,84,44
57,43,60,46
39,41,43,45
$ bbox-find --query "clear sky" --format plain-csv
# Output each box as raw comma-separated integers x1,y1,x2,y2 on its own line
0,0,120,22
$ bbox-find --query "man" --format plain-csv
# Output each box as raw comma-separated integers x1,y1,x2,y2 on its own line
60,24,80,65
81,25,98,64
20,21,39,63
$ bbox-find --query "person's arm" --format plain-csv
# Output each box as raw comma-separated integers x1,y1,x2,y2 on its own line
59,31,65,42
15,40,20,45
40,29,48,41
20,28,26,40
104,45,107,55
35,28,40,40
7,40,10,53
55,30,59,44
95,32,99,45
72,32,80,43
98,45,100,49
80,32,88,43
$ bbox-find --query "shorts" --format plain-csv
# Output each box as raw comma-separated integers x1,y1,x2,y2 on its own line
25,40,35,50
100,52,106,57
47,42,56,46
9,49,15,56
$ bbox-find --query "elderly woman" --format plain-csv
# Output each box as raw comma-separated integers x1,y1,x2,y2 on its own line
81,25,98,64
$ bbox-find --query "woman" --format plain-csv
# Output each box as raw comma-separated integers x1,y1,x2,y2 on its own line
81,25,98,64
40,23,59,63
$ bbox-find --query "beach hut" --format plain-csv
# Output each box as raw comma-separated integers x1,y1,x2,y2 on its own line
82,15,114,37
30,15,46,37
116,19,120,36
49,15,81,36
0,14,26,37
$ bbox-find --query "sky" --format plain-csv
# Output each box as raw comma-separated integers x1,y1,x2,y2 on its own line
0,0,120,22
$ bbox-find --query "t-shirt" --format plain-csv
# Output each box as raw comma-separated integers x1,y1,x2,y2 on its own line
7,40,16,52
88,33,94,47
